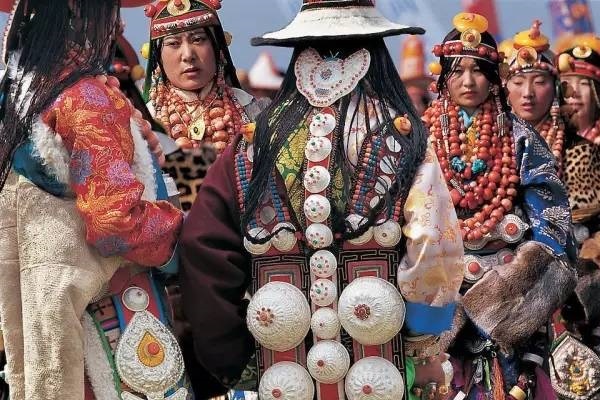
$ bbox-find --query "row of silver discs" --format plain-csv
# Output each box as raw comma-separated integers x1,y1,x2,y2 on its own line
247,278,406,399
243,109,406,255
247,109,407,398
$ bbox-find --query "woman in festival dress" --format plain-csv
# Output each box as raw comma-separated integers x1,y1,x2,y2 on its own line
505,20,566,176
423,12,577,400
143,0,268,212
548,37,600,400
180,1,465,399
0,1,192,399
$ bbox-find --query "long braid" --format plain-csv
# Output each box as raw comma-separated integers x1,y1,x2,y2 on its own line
0,0,120,192
242,39,428,242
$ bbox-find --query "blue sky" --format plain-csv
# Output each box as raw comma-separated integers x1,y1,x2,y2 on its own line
3,1,600,71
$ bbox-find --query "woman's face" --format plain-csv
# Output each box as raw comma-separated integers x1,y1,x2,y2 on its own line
160,28,217,91
506,71,555,126
561,75,597,131
446,57,490,113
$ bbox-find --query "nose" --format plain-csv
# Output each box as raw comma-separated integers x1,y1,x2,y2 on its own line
522,81,534,99
180,41,196,64
463,70,475,87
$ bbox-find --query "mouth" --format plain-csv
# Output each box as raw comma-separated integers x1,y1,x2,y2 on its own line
520,102,535,110
183,67,200,75
461,91,477,98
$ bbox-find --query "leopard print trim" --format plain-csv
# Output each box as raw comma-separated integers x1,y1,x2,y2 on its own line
564,141,600,211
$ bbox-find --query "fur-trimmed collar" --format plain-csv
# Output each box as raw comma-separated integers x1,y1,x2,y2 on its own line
28,116,157,201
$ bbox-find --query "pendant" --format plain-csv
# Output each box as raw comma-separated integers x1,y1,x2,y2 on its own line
189,119,205,141
115,286,187,400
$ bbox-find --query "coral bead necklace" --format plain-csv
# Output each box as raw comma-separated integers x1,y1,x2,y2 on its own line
535,105,565,175
151,68,249,154
424,97,520,242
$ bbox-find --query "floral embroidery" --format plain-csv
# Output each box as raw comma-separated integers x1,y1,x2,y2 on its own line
515,118,577,261
101,112,116,126
70,149,93,185
142,214,172,238
80,82,110,107
107,160,135,187
542,206,572,235
42,77,183,267
398,142,464,307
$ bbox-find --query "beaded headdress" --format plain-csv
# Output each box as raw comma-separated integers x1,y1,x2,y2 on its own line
506,20,557,79
251,0,424,48
557,35,600,82
429,12,500,75
143,0,222,41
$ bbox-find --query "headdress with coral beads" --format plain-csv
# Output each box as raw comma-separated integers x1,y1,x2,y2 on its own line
144,0,223,40
557,35,600,83
430,13,500,69
506,20,557,80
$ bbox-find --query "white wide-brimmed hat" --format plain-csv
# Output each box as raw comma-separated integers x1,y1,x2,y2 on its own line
251,0,424,47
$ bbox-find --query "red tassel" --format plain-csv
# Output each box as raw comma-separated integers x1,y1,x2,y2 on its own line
492,357,506,400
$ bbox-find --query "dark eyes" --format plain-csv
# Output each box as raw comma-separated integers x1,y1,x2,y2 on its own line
163,36,207,47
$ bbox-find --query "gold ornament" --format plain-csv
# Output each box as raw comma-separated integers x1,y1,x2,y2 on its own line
167,0,191,16
498,39,515,61
452,12,488,34
461,28,482,49
509,386,526,400
130,65,146,81
513,20,550,51
572,34,600,54
429,61,442,75
558,53,573,73
394,115,412,135
567,358,592,396
242,122,256,143
189,119,206,141
224,31,233,46
573,45,593,59
140,42,150,60
516,46,538,67
136,332,165,368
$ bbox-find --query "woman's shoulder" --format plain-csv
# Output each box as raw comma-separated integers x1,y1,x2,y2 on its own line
55,76,129,114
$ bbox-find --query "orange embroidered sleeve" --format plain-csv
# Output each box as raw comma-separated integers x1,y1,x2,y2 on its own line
45,77,183,266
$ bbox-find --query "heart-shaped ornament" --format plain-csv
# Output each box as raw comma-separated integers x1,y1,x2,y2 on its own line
295,47,371,107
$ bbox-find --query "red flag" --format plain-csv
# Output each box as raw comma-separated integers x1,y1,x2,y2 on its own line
462,0,501,38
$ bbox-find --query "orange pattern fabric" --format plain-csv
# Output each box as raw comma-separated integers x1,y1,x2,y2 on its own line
42,77,183,266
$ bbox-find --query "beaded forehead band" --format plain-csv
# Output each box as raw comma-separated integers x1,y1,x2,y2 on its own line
144,0,222,41
429,13,502,77
432,13,500,64
507,20,557,79
558,36,600,82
